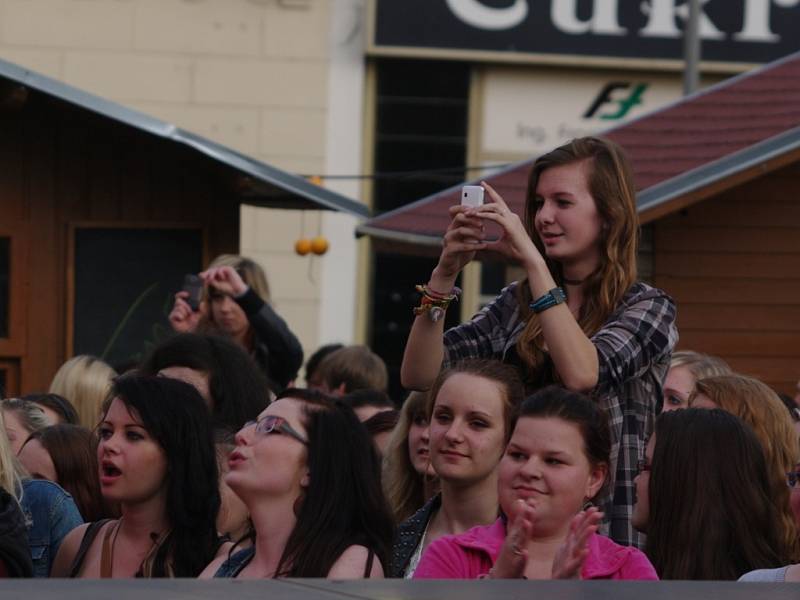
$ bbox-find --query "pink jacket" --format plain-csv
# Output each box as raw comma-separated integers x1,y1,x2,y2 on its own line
413,518,658,580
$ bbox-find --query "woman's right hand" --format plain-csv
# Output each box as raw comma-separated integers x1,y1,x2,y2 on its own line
489,499,534,579
168,291,202,333
433,205,488,282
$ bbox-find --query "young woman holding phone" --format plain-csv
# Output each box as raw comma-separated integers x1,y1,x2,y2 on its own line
401,137,677,548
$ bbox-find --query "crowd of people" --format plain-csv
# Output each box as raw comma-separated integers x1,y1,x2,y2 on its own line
0,136,798,584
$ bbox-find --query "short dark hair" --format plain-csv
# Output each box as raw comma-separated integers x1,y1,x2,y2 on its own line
25,424,106,521
316,345,388,393
647,408,786,579
21,393,79,425
104,375,220,577
304,343,344,386
140,333,271,432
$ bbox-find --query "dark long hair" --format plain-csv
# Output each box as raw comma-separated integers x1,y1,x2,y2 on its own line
140,333,271,432
646,408,785,580
25,424,106,521
104,375,221,577
246,388,394,577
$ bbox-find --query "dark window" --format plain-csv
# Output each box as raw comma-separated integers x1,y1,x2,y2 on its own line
370,59,471,402
73,228,203,369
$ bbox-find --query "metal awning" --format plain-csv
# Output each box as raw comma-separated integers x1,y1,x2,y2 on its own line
0,57,369,218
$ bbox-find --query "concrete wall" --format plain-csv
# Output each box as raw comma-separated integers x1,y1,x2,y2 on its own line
0,0,367,368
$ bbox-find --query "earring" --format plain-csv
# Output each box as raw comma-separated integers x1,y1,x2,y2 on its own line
581,499,594,511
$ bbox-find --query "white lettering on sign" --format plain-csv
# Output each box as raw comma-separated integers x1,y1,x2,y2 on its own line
735,0,800,42
640,0,725,40
445,0,797,44
551,0,626,35
444,0,528,31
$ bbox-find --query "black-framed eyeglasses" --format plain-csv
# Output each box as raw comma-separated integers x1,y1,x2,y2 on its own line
637,458,652,474
244,415,308,445
787,469,800,489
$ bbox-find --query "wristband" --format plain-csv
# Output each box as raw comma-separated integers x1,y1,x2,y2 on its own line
529,287,567,314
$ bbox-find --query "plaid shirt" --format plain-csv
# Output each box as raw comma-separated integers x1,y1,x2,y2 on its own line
443,281,678,549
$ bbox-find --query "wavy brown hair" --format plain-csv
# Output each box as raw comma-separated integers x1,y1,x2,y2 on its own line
515,137,638,375
690,374,800,562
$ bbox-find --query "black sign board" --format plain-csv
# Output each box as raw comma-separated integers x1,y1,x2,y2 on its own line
371,0,800,65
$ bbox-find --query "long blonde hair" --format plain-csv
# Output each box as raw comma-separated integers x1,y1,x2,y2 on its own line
691,374,800,562
382,391,433,523
49,355,117,429
0,411,23,499
515,137,638,376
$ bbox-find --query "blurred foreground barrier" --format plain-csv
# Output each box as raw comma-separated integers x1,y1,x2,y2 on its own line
1,578,797,599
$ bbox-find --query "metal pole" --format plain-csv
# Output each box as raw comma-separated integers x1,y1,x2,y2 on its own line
683,0,701,95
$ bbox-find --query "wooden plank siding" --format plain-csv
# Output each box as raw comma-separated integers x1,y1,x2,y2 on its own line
0,97,239,394
652,162,800,396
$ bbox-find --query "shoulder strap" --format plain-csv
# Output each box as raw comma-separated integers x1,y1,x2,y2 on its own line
363,549,375,578
68,519,112,578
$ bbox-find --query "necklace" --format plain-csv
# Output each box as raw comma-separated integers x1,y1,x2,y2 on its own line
562,276,585,285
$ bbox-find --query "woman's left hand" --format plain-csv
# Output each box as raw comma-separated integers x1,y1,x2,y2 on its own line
489,499,534,579
200,266,248,297
551,506,603,580
474,182,543,268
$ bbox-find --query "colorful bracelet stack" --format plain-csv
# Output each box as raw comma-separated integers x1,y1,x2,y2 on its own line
413,284,461,322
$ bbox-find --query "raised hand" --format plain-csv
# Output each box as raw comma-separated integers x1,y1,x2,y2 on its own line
490,499,535,579
434,204,488,281
200,266,248,298
473,181,543,269
551,507,603,580
168,291,203,333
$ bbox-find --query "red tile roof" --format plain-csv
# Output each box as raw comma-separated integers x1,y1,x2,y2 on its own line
359,51,800,245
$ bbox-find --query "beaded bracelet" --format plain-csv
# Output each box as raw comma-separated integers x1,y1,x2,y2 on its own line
413,284,461,322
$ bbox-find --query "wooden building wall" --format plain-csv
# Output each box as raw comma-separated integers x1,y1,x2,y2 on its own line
652,162,800,395
0,93,239,394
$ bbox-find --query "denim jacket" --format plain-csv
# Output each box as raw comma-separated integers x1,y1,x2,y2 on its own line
20,479,84,577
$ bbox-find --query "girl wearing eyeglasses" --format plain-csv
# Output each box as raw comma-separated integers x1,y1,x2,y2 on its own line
200,388,394,579
51,375,221,577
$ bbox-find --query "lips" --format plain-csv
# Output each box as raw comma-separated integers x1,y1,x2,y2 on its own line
438,448,468,459
100,460,122,485
227,450,246,469
539,232,563,246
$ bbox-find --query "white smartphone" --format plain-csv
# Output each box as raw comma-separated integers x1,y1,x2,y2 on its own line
461,185,485,208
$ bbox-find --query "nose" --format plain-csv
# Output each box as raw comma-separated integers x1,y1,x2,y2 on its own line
519,455,542,479
234,422,255,446
536,199,555,225
421,427,430,444
443,419,464,444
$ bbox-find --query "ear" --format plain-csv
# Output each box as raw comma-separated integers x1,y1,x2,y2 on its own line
334,382,347,397
300,470,310,489
585,462,607,501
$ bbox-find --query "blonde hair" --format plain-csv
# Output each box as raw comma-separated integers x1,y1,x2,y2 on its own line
516,137,638,378
670,350,732,380
49,355,117,429
383,391,434,523
208,254,270,302
691,374,800,562
0,410,24,499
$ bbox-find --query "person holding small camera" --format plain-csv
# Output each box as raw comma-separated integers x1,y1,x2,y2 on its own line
169,254,303,392
401,137,677,549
